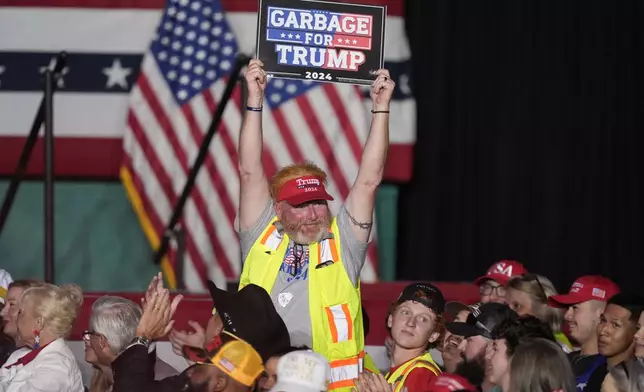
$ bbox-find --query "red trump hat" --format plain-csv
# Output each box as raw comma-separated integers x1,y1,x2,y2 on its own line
549,275,620,307
276,176,334,206
474,260,527,286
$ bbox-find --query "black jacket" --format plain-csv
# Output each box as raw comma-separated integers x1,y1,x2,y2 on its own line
112,344,191,392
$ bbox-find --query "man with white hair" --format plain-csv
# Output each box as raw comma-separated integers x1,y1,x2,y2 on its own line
84,296,178,384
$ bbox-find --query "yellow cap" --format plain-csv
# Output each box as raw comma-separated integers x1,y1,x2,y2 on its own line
207,340,264,387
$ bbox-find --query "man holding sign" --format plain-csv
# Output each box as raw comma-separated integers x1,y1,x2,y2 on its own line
237,59,394,390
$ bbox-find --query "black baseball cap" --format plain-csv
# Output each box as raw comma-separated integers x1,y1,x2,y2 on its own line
207,281,291,361
396,283,446,315
445,301,480,320
444,303,516,339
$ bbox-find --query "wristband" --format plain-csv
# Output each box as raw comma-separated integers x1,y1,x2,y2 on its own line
371,110,390,114
247,106,263,112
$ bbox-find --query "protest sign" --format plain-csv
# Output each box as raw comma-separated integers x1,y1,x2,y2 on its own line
255,0,386,85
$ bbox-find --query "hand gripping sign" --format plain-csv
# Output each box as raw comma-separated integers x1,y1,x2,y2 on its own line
255,0,386,85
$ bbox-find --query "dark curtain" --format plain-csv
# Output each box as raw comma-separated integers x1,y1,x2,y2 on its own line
398,0,644,293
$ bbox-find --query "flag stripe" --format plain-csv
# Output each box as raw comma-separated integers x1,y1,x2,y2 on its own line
296,97,351,197
0,0,405,16
322,85,364,162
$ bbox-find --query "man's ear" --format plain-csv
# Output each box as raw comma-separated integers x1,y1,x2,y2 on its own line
99,335,111,350
274,201,283,219
428,331,440,344
213,373,228,392
387,314,393,329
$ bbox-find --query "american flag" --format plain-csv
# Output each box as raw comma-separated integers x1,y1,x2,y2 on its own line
0,0,415,292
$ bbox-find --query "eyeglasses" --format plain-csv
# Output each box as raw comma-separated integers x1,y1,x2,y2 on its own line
523,274,548,302
479,283,506,297
82,330,101,342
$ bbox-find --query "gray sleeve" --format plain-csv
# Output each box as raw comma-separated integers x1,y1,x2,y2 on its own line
238,201,276,263
336,205,370,287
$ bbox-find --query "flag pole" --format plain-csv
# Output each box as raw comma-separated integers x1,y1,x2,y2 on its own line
43,68,55,284
152,53,251,277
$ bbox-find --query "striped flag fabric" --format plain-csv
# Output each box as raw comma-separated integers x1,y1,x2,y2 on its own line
0,0,415,291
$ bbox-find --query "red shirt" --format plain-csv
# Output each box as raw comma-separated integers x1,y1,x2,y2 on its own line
388,360,439,391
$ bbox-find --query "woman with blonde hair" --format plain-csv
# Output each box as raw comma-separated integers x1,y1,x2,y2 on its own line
505,274,574,352
508,337,576,392
0,279,45,368
0,283,84,391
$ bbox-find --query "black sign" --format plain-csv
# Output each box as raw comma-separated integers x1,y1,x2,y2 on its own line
255,0,386,86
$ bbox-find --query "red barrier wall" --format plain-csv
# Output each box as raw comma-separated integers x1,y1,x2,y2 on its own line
71,282,479,346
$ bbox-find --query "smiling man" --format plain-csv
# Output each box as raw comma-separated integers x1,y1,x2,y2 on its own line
237,58,394,391
548,275,620,391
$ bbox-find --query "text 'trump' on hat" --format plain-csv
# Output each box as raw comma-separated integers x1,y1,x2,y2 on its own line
396,283,446,315
276,176,334,206
549,275,620,308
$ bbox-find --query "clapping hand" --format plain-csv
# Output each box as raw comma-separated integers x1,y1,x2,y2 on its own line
136,273,183,341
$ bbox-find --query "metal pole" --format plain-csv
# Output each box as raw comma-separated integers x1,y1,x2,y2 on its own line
153,53,250,265
44,70,55,284
0,52,67,236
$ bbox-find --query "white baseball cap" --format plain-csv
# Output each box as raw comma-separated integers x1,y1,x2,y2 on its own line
269,351,331,392
0,269,14,305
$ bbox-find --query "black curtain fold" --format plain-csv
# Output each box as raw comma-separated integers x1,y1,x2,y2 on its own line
398,0,644,292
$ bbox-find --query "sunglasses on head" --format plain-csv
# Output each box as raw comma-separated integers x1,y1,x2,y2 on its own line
523,274,548,302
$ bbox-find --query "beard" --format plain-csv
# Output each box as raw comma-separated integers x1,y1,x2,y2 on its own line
454,350,487,387
282,216,331,245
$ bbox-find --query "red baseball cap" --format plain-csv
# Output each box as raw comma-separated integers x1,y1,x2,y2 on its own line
548,275,620,308
427,374,477,392
474,260,527,286
276,176,334,206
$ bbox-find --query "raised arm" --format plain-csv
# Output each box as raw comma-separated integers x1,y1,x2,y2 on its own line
344,69,395,243
238,59,271,231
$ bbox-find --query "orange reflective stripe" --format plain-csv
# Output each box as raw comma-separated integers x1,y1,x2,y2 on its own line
260,225,277,245
329,355,360,368
317,244,323,265
329,379,356,390
342,304,353,340
325,307,340,342
326,304,353,343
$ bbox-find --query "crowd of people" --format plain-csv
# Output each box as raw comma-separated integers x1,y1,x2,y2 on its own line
0,61,643,392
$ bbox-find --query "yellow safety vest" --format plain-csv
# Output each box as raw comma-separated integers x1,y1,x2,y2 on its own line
384,352,441,392
555,331,574,353
364,352,380,374
239,217,365,391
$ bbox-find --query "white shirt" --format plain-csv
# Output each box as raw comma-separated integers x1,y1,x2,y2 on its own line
1,348,31,371
0,338,84,392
